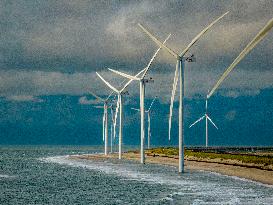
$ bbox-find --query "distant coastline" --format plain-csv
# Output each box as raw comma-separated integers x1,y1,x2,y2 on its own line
71,147,273,185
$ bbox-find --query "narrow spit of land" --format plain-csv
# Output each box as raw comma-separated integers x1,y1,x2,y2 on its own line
71,147,273,185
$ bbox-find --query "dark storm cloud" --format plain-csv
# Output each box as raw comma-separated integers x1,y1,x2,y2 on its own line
0,0,272,99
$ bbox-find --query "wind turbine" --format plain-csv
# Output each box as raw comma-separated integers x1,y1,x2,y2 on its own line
131,96,157,149
94,102,116,153
205,18,273,147
108,34,170,164
89,91,113,155
189,98,218,147
96,73,133,159
138,12,229,173
207,17,273,99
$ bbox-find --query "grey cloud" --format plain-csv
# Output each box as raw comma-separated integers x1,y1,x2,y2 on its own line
0,0,272,100
78,96,98,105
143,66,273,101
5,95,43,102
104,0,273,66
1,0,272,72
219,89,261,98
0,69,134,97
0,67,270,104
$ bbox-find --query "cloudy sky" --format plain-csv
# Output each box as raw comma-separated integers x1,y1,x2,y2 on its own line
0,0,272,145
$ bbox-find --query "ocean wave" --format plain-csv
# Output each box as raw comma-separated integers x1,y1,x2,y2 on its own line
41,155,273,204
40,155,202,187
0,174,15,179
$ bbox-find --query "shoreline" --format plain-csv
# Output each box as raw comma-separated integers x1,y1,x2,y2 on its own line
71,152,273,186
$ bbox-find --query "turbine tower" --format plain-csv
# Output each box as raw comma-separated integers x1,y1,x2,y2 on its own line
132,96,157,149
108,34,170,164
138,12,229,173
110,104,115,153
89,91,113,155
207,17,273,99
189,98,218,147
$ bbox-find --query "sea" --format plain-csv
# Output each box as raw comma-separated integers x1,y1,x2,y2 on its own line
0,146,273,205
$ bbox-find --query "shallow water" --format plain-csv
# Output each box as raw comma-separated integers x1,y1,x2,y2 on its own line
0,146,272,204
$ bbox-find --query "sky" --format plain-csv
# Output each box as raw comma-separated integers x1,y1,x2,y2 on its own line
0,0,272,146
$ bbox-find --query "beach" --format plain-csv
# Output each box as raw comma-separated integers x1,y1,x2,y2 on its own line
72,151,273,185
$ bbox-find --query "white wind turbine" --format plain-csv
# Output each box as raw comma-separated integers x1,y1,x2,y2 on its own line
207,17,273,99
108,34,170,164
96,73,133,159
204,18,273,147
189,98,218,147
138,12,229,173
131,96,157,149
89,91,113,155
94,102,116,153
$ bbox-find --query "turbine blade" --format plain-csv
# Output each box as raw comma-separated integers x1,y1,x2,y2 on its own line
110,107,114,123
113,95,120,139
180,11,229,56
110,106,115,138
148,96,157,112
168,62,179,140
106,91,115,101
141,33,172,78
131,108,140,112
102,79,128,102
96,72,119,93
89,90,104,102
120,79,133,93
108,68,140,81
120,65,148,92
119,64,155,93
138,23,178,58
189,115,205,128
119,34,171,95
118,78,128,87
132,67,147,80
207,115,218,129
207,17,273,98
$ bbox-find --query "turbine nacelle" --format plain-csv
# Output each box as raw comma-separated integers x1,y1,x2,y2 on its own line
142,77,154,83
184,54,196,62
121,90,129,96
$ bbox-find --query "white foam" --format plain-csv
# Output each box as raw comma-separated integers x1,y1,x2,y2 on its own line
40,155,273,204
160,196,174,205
41,155,200,186
0,174,15,178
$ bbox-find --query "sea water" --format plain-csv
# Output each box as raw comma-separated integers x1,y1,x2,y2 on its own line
0,146,272,205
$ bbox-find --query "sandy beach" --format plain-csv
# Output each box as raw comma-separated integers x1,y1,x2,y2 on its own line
72,152,273,185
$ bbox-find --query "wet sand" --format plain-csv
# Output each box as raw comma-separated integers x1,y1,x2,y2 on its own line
71,152,273,185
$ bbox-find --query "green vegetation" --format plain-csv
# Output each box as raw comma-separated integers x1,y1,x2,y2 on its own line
146,147,273,166
147,147,179,156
